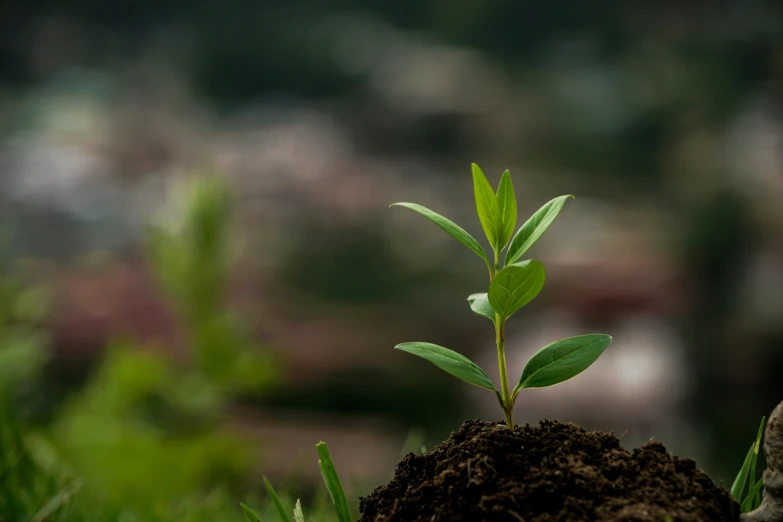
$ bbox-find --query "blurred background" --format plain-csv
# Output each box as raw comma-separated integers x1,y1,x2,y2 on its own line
1,0,783,518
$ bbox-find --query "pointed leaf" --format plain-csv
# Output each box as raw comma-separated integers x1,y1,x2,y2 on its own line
515,334,612,390
471,163,502,251
505,195,573,266
391,203,490,268
488,260,545,320
241,503,262,522
293,499,305,522
263,476,289,522
496,170,517,249
316,442,351,522
395,342,497,391
467,293,495,321
732,443,754,502
751,478,764,510
747,416,766,508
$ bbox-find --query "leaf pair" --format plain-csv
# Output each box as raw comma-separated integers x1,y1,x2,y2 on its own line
393,165,572,272
472,164,516,253
396,334,612,395
473,163,576,264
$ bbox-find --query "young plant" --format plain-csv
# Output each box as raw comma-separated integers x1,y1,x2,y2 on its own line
392,164,612,429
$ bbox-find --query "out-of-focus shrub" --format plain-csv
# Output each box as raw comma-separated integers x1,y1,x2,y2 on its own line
46,176,278,508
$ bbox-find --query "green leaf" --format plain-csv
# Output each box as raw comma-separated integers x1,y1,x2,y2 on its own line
734,416,766,510
263,476,289,522
471,163,503,251
496,170,517,249
395,342,497,391
391,203,490,269
505,195,573,266
293,499,305,522
742,480,764,513
467,293,495,321
316,442,351,522
732,443,754,502
514,334,612,391
747,416,766,509
750,478,764,511
488,260,546,320
241,503,262,522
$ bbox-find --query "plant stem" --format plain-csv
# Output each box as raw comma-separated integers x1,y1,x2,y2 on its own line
495,314,514,429
492,247,514,429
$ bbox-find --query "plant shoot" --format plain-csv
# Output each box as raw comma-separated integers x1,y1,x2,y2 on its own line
392,164,612,429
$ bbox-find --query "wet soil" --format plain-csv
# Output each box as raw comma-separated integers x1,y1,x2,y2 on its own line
359,420,739,522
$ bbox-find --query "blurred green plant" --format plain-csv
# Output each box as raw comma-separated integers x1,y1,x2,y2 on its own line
0,225,51,401
51,343,250,507
392,164,612,429
0,397,78,522
146,176,277,393
48,176,278,508
2,395,349,522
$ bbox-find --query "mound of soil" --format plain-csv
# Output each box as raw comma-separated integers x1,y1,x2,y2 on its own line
359,420,739,522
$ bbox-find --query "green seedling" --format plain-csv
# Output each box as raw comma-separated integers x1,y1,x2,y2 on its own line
732,416,766,512
392,164,612,429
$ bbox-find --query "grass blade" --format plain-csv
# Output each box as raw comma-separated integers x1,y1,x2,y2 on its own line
263,476,289,522
742,479,764,512
752,478,764,510
316,442,351,522
747,416,766,509
241,503,263,522
731,443,754,502
31,479,82,522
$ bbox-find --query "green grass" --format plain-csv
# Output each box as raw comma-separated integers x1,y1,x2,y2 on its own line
731,416,766,513
0,398,352,522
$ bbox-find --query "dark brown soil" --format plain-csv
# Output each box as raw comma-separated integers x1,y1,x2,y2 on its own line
359,420,739,522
